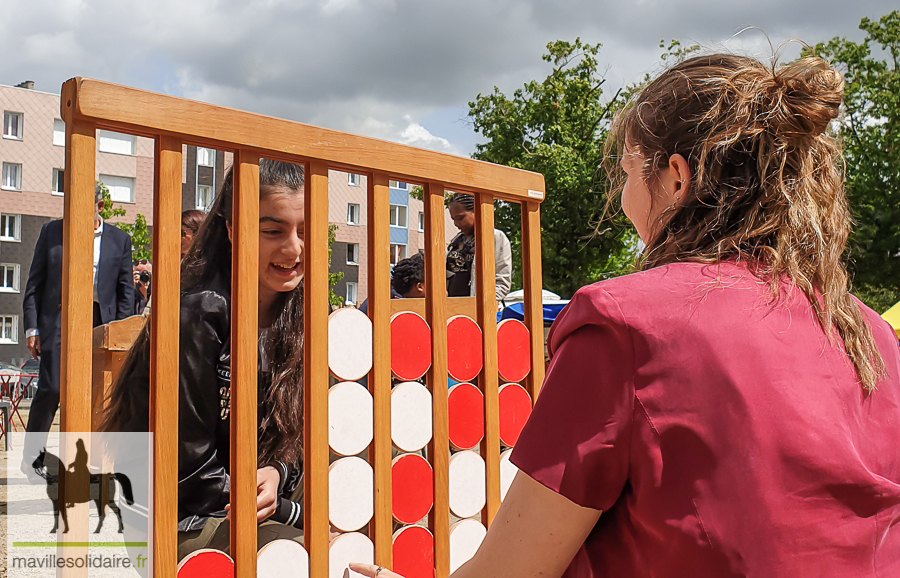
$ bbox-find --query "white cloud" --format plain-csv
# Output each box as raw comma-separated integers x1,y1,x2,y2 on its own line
399,120,457,154
0,0,894,154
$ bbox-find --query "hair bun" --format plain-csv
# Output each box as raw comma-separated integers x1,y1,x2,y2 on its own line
773,57,844,138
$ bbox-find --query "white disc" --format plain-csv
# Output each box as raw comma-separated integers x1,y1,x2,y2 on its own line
328,381,374,456
500,449,518,501
257,539,309,578
328,532,374,578
328,308,373,381
449,519,487,573
448,450,486,519
328,456,374,532
391,381,433,452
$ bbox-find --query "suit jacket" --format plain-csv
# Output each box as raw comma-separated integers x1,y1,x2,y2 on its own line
23,219,134,348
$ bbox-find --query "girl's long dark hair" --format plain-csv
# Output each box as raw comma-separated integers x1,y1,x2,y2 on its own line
102,159,306,466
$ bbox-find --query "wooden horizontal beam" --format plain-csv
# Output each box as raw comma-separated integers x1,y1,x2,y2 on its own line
390,296,478,320
63,77,546,202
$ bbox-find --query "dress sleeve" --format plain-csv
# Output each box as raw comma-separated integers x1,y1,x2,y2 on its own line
510,286,634,511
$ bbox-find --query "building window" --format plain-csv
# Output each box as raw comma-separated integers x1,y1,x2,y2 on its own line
0,264,20,293
345,282,358,306
346,243,359,265
53,119,66,146
389,180,409,190
196,185,214,211
0,315,18,344
418,212,425,232
347,203,360,226
389,204,408,228
97,130,136,155
3,111,23,140
99,174,135,203
348,173,361,186
197,147,215,167
0,214,21,241
2,163,22,191
52,168,65,195
389,243,407,265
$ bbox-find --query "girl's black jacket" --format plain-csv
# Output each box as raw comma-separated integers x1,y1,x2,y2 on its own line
113,272,303,531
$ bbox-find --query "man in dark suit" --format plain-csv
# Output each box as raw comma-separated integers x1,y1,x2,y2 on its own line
22,183,134,480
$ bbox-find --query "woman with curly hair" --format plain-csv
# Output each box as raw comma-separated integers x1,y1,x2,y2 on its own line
354,53,900,578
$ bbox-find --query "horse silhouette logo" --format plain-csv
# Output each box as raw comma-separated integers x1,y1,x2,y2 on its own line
39,438,135,534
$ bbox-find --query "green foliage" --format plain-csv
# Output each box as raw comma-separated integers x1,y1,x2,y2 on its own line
468,39,636,297
96,181,125,221
806,10,900,312
118,213,152,262
96,180,151,261
328,223,345,307
658,39,700,66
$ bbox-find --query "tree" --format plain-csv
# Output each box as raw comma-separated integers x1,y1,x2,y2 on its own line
467,39,636,297
807,10,900,312
96,180,152,261
119,213,152,262
328,223,345,307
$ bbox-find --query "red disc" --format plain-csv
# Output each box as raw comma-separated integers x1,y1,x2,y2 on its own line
448,383,484,450
392,525,435,578
177,549,234,578
391,453,434,524
447,316,483,382
391,311,432,380
497,319,531,383
498,383,532,447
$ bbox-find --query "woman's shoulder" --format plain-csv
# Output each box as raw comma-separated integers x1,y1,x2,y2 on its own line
575,261,723,305
558,261,755,336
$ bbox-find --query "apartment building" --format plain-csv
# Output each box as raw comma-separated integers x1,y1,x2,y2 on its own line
329,172,456,306
0,81,159,363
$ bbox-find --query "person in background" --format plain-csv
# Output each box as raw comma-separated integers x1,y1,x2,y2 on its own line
358,253,425,315
181,209,206,257
21,183,134,481
132,258,151,316
352,53,900,578
446,192,512,302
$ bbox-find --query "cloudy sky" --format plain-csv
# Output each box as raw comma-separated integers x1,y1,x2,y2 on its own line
1,0,895,156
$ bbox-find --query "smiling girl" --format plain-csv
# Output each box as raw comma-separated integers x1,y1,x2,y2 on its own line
103,159,307,559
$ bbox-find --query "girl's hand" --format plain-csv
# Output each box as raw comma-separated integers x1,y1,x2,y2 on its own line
348,563,406,578
224,466,280,523
256,466,280,522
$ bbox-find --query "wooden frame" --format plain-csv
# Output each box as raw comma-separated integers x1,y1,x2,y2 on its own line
59,76,546,578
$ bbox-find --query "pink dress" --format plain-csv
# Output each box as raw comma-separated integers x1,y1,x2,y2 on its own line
511,260,900,577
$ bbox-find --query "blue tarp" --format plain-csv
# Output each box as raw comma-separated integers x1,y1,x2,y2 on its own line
499,301,568,324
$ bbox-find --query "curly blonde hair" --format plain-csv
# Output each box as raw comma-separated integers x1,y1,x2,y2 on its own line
607,53,885,391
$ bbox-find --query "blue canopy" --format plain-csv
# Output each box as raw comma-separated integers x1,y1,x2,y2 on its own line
499,301,569,324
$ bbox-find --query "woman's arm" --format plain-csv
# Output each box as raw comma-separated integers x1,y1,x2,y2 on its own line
352,470,601,578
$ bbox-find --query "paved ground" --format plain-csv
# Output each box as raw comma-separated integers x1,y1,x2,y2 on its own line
0,402,60,578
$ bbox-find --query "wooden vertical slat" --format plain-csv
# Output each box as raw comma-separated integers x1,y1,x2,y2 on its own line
150,136,182,578
367,173,392,566
304,161,330,578
58,83,94,578
231,151,260,578
423,182,450,578
474,194,500,525
521,202,545,399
